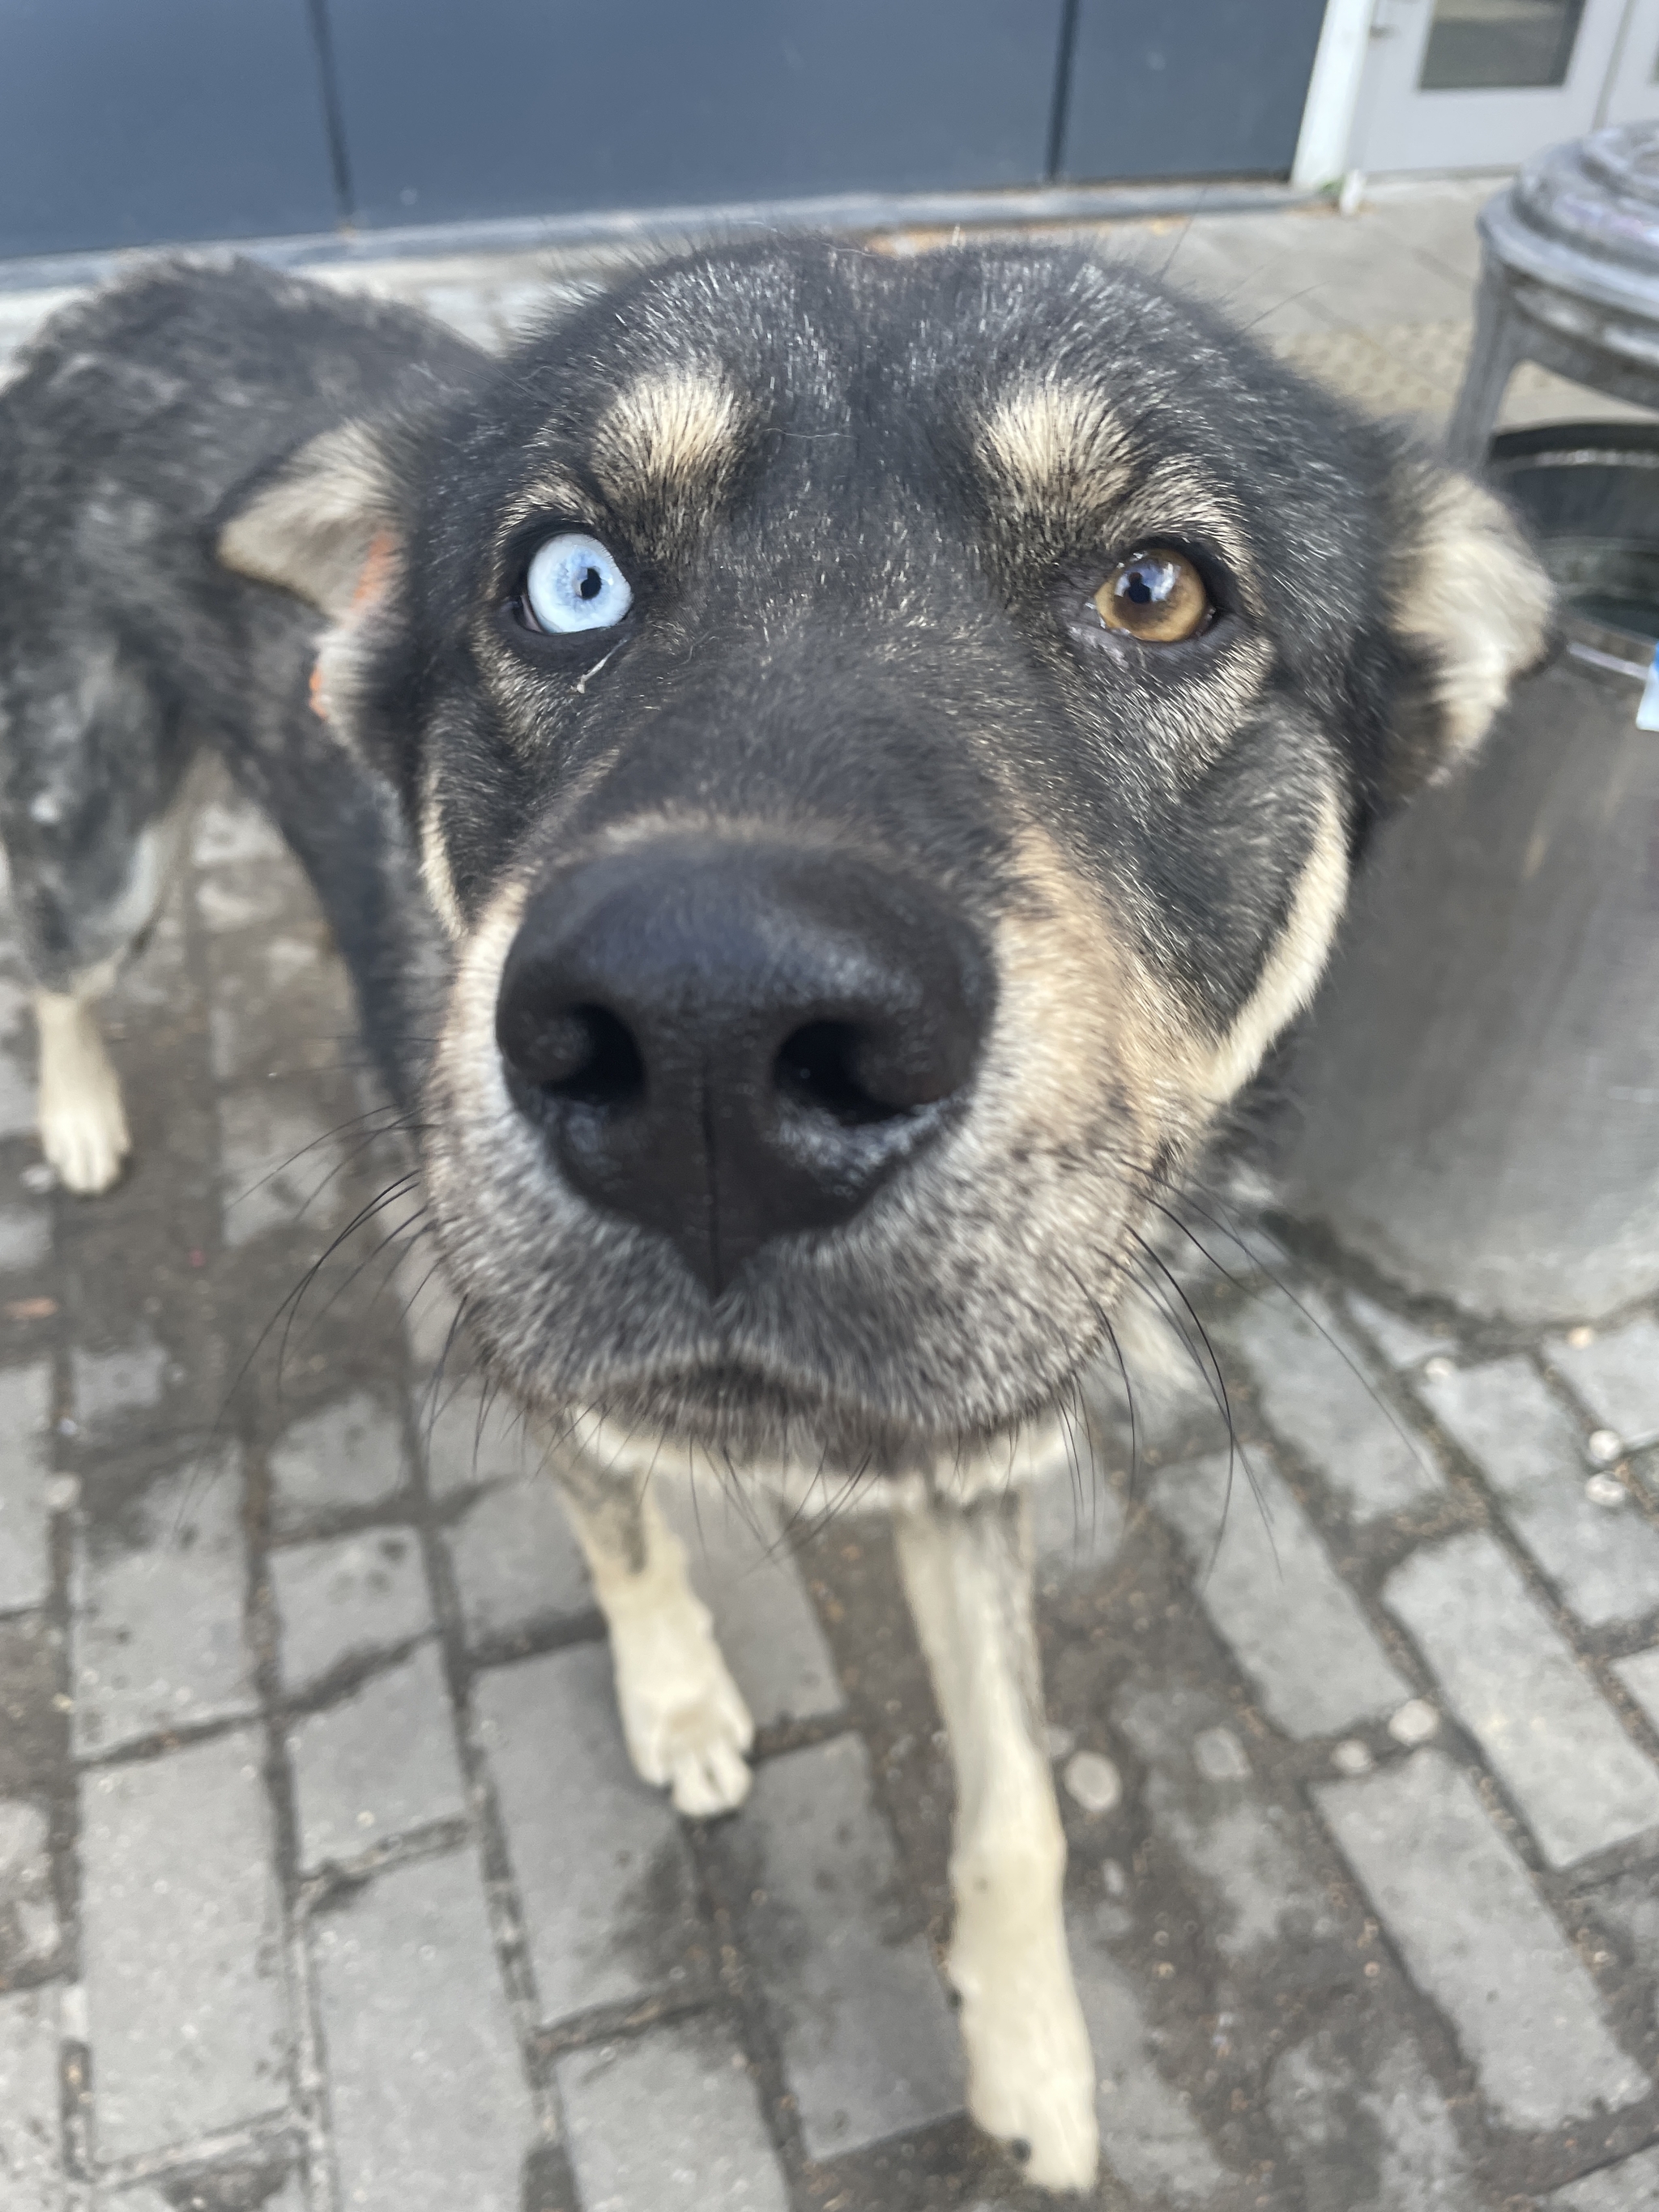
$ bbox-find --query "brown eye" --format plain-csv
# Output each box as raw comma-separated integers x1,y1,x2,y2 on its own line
1094,548,1210,643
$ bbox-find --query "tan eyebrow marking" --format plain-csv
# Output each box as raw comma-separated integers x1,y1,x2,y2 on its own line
979,379,1260,607
977,377,1135,522
591,370,746,525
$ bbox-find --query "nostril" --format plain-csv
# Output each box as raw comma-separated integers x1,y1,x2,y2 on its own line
775,1021,904,1127
556,1005,646,1107
774,1017,971,1127
505,1002,646,1109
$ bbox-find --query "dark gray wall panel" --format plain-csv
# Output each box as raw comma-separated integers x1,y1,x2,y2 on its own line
1060,0,1326,181
327,0,1065,229
0,0,339,260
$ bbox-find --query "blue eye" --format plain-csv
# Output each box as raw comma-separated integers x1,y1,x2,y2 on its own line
522,532,633,633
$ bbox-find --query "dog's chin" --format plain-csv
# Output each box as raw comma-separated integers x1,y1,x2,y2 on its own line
509,1354,1077,1485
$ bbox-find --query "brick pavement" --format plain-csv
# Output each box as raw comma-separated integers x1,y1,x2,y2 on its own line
0,185,1657,2210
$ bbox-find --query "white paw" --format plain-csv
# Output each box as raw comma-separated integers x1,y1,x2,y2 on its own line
955,1933,1099,2192
36,992,130,1196
40,1084,130,1195
610,1597,755,1818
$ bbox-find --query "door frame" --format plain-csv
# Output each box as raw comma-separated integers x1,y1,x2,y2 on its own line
1601,0,1659,120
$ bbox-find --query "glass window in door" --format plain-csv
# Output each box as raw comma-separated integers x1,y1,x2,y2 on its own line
1419,0,1589,90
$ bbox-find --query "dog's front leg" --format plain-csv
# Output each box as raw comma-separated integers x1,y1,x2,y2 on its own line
893,1488,1098,2193
554,1455,754,1818
36,961,131,1196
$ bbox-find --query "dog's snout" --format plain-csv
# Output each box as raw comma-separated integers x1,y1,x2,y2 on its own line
495,837,991,1293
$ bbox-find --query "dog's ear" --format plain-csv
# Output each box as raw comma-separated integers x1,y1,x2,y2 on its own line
1380,454,1555,802
217,420,398,617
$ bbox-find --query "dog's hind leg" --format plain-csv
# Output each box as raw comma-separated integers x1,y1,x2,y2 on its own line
893,1488,1098,2193
554,1448,754,1818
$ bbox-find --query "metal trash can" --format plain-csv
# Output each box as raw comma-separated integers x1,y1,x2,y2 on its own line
1275,424,1659,1325
1450,122,1659,466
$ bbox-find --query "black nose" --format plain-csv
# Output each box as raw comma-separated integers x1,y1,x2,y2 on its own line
495,837,992,1294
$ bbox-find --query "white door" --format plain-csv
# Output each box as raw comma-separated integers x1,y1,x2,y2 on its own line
1353,0,1644,170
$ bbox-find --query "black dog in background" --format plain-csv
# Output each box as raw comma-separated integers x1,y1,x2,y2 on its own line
0,248,1550,2189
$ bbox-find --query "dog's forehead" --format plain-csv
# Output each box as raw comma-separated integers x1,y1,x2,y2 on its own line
498,245,1260,536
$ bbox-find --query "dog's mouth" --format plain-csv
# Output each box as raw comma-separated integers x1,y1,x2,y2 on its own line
540,1354,1083,1495
435,1186,1138,1480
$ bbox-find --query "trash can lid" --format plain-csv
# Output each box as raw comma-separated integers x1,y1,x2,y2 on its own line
1482,121,1659,326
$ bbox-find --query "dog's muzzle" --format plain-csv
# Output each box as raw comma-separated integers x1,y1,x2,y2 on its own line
495,835,992,1294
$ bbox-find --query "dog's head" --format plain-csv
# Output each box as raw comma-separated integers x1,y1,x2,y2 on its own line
221,241,1550,1470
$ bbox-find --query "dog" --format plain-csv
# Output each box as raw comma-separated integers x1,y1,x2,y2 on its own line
0,245,1550,2190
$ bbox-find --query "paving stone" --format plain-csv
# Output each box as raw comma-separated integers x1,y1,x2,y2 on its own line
197,868,295,934
656,1481,842,1728
289,1643,467,1869
80,1729,288,2161
1154,1451,1410,1737
70,1334,166,1426
74,1455,254,1754
556,2012,790,2212
444,1476,591,1652
1192,1725,1251,1782
476,1643,697,2024
1115,1682,1341,1958
726,1732,961,2159
1066,1907,1224,2204
1028,1447,1128,1579
418,1380,539,1498
194,795,289,868
0,1206,50,1274
1547,1319,1659,1451
0,1361,53,1614
210,951,335,1085
312,1845,535,2212
0,1800,58,1975
1581,1867,1659,2038
1314,1750,1645,2130
1613,1647,1659,1733
1087,1318,1234,1463
271,1528,431,1690
0,1985,59,2211
1223,1292,1439,1519
268,1391,408,1534
1342,1291,1455,1371
1384,1533,1659,1867
0,1038,36,1141
1417,1357,1659,1627
1267,2018,1469,2211
394,1247,467,1379
114,2167,305,2212
219,1089,347,1247
1546,2146,1659,2209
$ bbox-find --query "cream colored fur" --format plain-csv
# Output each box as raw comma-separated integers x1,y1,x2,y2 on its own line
1391,463,1555,774
217,421,396,619
559,1469,755,1818
36,962,129,1195
893,1491,1098,2192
